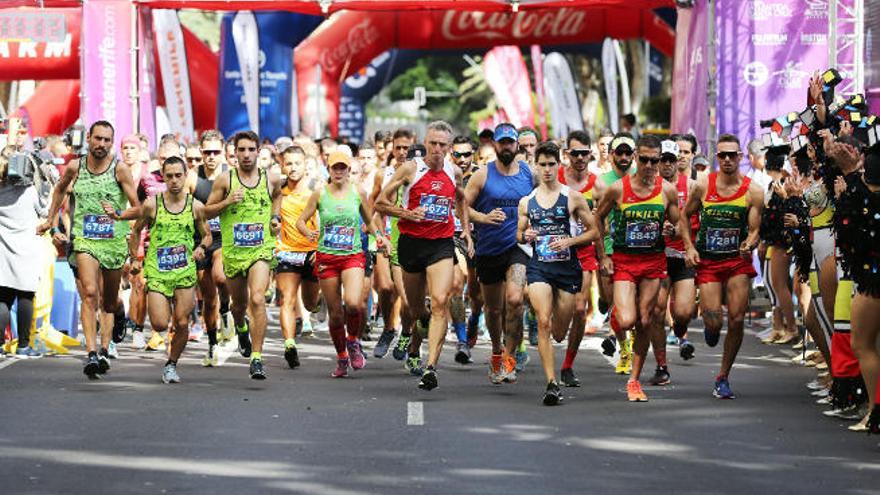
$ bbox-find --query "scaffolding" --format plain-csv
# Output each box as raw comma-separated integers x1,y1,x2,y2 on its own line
828,0,865,95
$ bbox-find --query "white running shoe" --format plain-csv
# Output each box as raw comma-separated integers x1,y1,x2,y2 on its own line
131,331,146,350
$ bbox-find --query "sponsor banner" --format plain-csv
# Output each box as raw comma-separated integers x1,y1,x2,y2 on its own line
482,46,535,129
231,11,260,133
530,45,548,140
138,8,157,149
602,38,619,133
0,8,80,81
82,0,134,138
670,0,709,150
543,52,581,139
153,10,194,141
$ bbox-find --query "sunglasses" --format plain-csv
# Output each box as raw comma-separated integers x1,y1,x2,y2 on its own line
716,151,740,160
186,156,203,162
660,156,677,163
614,149,633,157
569,149,591,158
452,151,473,158
638,156,660,165
202,149,223,156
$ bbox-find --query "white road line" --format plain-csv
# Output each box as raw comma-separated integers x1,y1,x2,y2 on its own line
407,401,424,426
0,358,18,371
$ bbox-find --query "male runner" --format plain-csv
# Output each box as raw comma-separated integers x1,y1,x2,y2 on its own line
680,133,763,399
594,135,681,402
464,123,533,384
38,121,140,379
377,121,471,390
205,130,284,380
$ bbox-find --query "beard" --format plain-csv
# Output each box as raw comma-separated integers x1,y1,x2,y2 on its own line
498,149,516,165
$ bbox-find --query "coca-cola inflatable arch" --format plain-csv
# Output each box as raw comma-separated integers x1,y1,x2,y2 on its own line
295,7,675,136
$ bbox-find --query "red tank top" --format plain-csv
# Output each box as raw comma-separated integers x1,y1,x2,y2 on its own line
665,173,700,252
398,158,457,239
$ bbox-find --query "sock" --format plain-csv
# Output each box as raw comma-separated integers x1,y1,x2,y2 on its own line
236,321,248,334
219,299,229,316
134,324,144,333
88,350,97,358
251,352,262,362
716,373,727,381
673,321,688,339
346,310,363,340
295,317,303,335
165,359,176,366
338,351,349,360
562,348,578,370
100,347,108,356
454,322,467,343
518,340,527,353
329,323,347,355
207,328,218,346
346,334,358,343
655,348,668,368
284,338,296,349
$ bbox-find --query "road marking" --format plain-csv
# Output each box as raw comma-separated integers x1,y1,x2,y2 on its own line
0,359,18,371
407,401,424,426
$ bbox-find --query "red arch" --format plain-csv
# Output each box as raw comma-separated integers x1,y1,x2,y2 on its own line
295,7,674,136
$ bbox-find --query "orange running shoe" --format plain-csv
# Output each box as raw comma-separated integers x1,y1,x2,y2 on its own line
502,355,518,383
627,380,648,402
489,354,504,384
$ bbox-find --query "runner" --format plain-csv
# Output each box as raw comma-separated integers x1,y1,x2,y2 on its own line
119,156,211,383
297,151,389,378
187,130,231,366
204,130,283,380
464,122,533,384
37,120,140,379
680,133,763,399
593,135,681,402
557,130,600,387
377,121,470,390
517,141,598,405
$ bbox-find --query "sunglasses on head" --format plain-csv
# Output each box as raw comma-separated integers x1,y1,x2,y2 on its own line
716,151,740,160
452,151,473,158
638,156,660,165
202,149,223,156
569,149,591,158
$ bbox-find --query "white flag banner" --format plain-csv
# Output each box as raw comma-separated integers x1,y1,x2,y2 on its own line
601,38,619,133
153,9,194,140
232,11,260,134
542,52,581,139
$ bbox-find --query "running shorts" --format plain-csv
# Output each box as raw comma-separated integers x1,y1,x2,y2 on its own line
315,252,366,280
397,234,456,274
196,236,223,271
527,263,582,294
577,244,598,272
611,251,667,284
474,245,530,285
666,256,695,283
275,250,318,282
696,256,757,285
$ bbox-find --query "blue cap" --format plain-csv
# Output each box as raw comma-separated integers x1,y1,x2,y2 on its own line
494,123,518,142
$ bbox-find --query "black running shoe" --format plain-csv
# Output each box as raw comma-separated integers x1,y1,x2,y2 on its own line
83,354,101,380
418,368,438,391
560,368,581,387
249,359,267,380
112,307,127,343
284,346,300,369
601,336,617,357
237,331,252,358
543,381,563,406
867,407,880,435
97,350,110,374
648,366,671,386
679,339,695,361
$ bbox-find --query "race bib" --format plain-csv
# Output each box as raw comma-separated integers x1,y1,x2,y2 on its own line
207,217,221,232
625,221,660,248
82,214,115,240
157,245,188,272
706,227,740,253
419,194,451,222
536,235,570,262
323,225,355,251
233,223,264,247
277,251,307,266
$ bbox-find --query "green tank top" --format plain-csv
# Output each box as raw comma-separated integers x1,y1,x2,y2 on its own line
220,168,275,254
696,173,752,259
600,168,629,255
317,184,362,256
71,157,130,258
144,194,196,286
612,175,666,254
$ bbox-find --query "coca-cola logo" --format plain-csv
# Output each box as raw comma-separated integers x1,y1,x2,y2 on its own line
320,18,379,72
441,8,586,42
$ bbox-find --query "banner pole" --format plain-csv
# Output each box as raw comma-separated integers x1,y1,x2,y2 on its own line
130,1,140,134
706,0,717,159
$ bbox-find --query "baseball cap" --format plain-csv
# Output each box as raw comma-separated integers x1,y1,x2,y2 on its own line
610,134,636,152
494,123,518,142
274,136,294,152
660,140,680,158
326,150,352,168
692,154,710,169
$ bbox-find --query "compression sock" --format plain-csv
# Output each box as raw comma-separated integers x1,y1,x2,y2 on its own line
250,352,262,362
329,323,347,355
207,328,218,346
562,348,578,370
454,322,467,343
654,347,668,368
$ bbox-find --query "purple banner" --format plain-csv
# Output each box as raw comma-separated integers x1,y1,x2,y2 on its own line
716,0,829,147
670,0,709,151
138,8,157,150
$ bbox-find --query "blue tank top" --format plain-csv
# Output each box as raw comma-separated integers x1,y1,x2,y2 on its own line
525,187,580,274
474,161,533,256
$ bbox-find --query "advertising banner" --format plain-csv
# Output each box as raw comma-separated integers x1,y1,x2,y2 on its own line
153,9,194,141
543,52,581,139
602,38,619,133
138,7,157,149
670,0,709,150
483,46,535,129
0,8,81,81
531,45,548,140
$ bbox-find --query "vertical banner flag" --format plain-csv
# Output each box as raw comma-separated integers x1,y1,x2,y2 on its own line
138,7,157,149
82,0,134,139
601,38,619,133
530,45,548,140
670,0,709,150
543,52,581,139
715,0,829,147
482,46,535,129
231,11,260,134
153,9,194,141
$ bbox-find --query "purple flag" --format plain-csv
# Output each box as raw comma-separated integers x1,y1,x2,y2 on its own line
670,0,709,151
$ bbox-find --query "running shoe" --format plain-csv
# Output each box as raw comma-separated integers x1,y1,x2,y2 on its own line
489,354,504,384
560,367,580,388
418,367,438,391
162,362,181,384
666,331,679,346
502,355,518,383
112,310,127,343
97,351,110,374
601,335,617,357
405,355,423,376
648,366,671,386
220,315,235,342
627,380,648,402
106,342,119,359
301,318,314,337
392,334,410,361
543,381,563,406
249,359,267,380
615,351,632,375
189,321,203,342
237,320,252,358
145,331,165,352
713,377,736,399
284,345,300,369
867,408,880,435
822,405,862,420
331,358,349,378
374,330,395,358
131,330,146,350
347,340,366,370
14,346,42,359
202,345,219,367
454,342,472,364
83,354,101,380
515,347,530,371
679,339,695,361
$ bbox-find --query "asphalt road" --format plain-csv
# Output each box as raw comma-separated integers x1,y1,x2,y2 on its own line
0,309,877,495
